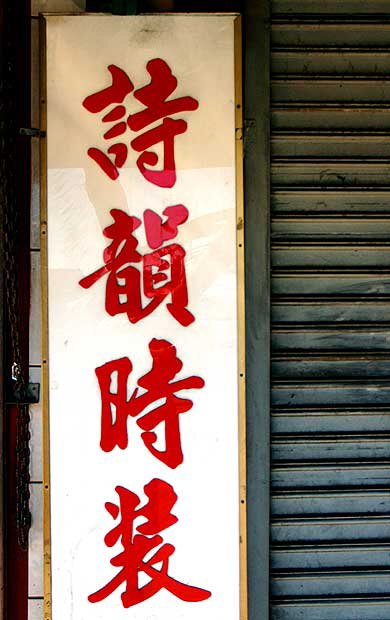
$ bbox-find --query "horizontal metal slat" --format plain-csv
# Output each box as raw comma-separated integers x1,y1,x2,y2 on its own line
272,356,390,379
272,216,390,238
272,0,390,14
273,247,390,268
272,410,390,433
271,570,390,596
272,301,390,323
272,50,390,76
272,133,390,158
272,328,390,350
271,598,390,620
272,189,390,213
272,273,390,296
272,464,390,488
272,160,390,186
271,543,390,569
272,434,390,460
272,23,390,47
273,106,390,130
272,383,390,406
272,515,390,542
272,490,390,516
273,78,390,102
271,491,390,520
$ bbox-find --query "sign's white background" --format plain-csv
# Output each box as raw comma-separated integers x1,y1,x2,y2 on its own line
46,15,239,620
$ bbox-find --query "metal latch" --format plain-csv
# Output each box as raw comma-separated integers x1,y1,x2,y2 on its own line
19,127,46,138
6,381,40,404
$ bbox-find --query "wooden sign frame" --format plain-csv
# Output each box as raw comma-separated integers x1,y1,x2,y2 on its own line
40,13,246,620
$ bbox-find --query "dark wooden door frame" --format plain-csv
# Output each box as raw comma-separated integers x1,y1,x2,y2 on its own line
1,2,31,620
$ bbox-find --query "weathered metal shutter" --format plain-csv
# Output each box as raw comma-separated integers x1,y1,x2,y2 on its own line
270,2,390,618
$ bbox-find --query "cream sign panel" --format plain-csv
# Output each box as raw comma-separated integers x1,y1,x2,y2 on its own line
43,14,244,620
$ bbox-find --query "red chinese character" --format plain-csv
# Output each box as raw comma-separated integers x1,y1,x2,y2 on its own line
79,206,194,326
89,480,211,608
82,59,199,186
95,339,205,468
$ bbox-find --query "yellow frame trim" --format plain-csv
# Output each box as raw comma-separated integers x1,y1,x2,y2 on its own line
39,15,52,620
234,15,248,620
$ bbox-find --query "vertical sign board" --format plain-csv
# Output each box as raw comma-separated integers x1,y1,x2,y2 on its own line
42,14,245,620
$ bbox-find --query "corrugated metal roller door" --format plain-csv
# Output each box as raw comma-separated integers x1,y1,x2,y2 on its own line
270,2,390,618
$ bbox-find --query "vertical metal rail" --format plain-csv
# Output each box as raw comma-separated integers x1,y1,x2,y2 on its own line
244,1,271,619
